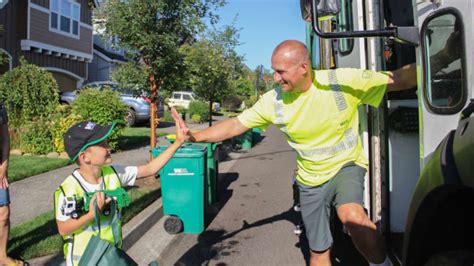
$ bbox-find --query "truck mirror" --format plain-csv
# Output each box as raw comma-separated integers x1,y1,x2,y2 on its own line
301,0,420,46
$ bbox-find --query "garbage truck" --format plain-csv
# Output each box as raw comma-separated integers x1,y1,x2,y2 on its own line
299,0,473,265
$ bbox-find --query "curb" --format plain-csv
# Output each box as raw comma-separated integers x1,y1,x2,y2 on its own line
27,197,164,265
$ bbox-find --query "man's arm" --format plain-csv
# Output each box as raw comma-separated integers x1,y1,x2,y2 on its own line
171,108,249,143
387,63,417,93
387,29,460,93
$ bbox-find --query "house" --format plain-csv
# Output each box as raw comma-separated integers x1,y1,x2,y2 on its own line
87,34,127,83
0,0,98,92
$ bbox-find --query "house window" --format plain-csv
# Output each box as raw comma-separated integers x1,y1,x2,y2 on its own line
0,0,8,9
50,0,80,37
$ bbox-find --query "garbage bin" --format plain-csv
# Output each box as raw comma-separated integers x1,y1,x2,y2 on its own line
252,128,262,145
196,142,220,205
166,134,220,206
236,129,252,150
151,144,207,234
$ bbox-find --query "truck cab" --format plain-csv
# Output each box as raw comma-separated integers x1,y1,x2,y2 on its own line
300,0,474,264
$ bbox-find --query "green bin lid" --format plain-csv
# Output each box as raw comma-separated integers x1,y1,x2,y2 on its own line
154,143,207,157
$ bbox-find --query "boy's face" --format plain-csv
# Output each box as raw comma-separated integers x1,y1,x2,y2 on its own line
81,140,112,166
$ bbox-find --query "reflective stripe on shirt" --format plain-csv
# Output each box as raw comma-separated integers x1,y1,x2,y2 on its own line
288,128,358,158
329,70,348,112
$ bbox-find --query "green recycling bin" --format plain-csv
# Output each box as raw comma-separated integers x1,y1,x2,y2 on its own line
236,129,252,150
151,144,207,234
166,135,220,206
252,128,262,145
196,142,220,205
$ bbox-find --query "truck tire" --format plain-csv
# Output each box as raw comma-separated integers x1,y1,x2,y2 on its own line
164,216,183,234
425,249,474,266
126,109,137,127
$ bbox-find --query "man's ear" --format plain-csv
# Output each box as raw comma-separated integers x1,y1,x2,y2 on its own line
300,61,310,74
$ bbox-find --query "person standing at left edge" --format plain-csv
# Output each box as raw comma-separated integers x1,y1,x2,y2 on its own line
0,103,26,265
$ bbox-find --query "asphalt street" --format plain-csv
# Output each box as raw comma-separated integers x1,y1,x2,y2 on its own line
156,125,368,266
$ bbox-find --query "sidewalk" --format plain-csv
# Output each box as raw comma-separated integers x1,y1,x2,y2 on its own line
9,119,220,226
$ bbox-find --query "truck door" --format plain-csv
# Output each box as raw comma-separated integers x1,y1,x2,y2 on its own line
416,1,470,167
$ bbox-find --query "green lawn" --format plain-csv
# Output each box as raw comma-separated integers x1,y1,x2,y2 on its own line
8,156,71,183
118,127,167,150
8,186,160,260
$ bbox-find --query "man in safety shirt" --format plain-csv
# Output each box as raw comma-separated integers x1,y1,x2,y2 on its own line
172,39,418,266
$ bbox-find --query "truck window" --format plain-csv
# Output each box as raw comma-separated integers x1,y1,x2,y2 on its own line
422,10,466,114
336,0,354,55
173,93,181,99
183,94,192,101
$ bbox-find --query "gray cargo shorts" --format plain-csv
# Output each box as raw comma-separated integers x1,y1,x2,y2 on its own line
297,163,366,251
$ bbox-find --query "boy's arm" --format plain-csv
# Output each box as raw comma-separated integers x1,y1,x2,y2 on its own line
57,213,94,236
57,192,109,236
136,109,186,179
136,141,183,178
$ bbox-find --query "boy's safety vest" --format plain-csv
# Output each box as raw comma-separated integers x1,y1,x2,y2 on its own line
54,166,123,266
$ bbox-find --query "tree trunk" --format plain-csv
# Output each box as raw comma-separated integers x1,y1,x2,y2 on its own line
145,61,158,160
209,100,213,127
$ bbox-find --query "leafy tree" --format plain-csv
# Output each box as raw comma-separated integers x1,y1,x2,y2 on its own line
111,61,148,94
181,25,245,126
233,76,254,98
98,0,224,148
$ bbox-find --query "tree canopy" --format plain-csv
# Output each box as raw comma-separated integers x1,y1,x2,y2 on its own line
181,25,245,125
97,0,224,146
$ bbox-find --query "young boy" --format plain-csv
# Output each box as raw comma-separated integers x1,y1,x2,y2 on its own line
54,113,185,265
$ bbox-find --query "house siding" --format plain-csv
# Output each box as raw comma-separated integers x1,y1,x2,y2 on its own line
0,1,28,68
23,50,87,81
87,52,113,82
29,8,92,54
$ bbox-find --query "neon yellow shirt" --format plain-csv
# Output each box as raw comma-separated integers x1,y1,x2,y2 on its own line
238,68,390,186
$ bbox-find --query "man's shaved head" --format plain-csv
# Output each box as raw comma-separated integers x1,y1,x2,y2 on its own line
271,40,313,93
272,40,310,65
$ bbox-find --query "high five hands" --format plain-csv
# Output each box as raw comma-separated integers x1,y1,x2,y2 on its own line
171,107,193,143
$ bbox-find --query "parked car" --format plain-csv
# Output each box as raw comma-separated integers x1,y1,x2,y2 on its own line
167,91,195,109
167,91,220,111
60,81,164,126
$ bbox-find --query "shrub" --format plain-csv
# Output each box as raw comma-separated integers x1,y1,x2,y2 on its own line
71,88,128,151
161,111,173,122
244,95,258,109
19,118,53,154
0,58,60,153
0,58,59,129
191,114,202,123
222,95,243,111
188,101,209,122
50,105,82,153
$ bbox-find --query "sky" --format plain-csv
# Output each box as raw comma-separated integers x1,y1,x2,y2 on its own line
215,0,306,71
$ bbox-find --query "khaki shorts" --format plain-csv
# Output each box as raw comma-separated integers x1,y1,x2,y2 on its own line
297,163,366,251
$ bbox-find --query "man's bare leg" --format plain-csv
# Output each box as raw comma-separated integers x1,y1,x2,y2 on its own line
337,203,387,264
310,248,331,266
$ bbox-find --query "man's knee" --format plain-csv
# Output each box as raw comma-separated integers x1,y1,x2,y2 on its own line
337,203,368,227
